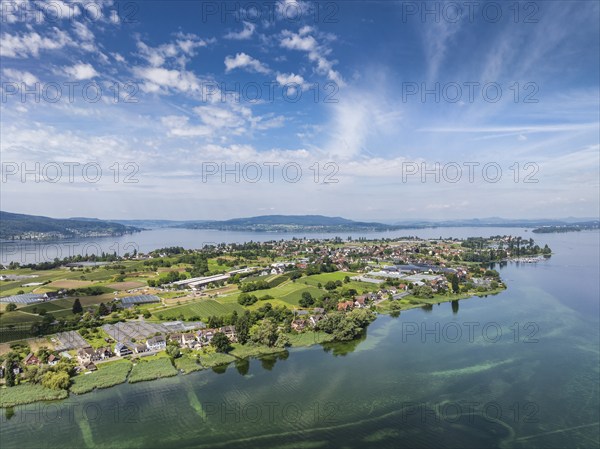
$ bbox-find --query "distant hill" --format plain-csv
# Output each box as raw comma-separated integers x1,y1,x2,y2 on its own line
532,221,600,233
174,215,405,232
393,217,600,227
0,211,142,240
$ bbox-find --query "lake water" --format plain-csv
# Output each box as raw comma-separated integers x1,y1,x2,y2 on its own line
0,228,598,448
0,226,581,265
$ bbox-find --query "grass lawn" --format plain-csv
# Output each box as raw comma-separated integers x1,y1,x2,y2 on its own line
79,328,111,349
285,331,335,347
70,359,133,394
0,384,69,408
174,354,203,373
198,352,236,368
128,357,177,383
229,343,286,359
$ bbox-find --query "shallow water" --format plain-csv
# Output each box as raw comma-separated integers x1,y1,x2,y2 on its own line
0,229,598,448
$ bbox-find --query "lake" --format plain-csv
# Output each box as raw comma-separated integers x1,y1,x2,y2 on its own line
0,228,598,448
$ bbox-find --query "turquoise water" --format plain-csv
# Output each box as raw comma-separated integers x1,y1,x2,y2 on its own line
0,229,598,448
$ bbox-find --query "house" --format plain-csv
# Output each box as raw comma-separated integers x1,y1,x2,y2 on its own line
95,347,113,360
23,353,40,366
296,310,309,316
77,347,96,364
219,325,237,342
169,333,183,344
309,314,323,327
83,362,97,371
198,328,216,343
354,296,366,308
134,344,148,354
181,333,196,346
114,342,133,357
337,300,354,312
291,319,307,331
146,335,166,351
313,307,325,314
43,291,59,301
47,354,59,366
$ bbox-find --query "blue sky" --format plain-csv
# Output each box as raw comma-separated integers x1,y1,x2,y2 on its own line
1,0,598,221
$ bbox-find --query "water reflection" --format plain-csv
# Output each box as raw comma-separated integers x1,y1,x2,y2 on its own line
235,358,250,376
322,332,367,356
451,300,459,315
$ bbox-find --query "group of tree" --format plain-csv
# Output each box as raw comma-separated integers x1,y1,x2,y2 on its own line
147,270,186,287
316,309,376,341
239,280,270,293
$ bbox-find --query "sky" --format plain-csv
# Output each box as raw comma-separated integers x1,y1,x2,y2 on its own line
0,0,599,221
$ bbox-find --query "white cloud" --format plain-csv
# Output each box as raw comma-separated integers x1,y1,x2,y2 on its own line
73,21,94,41
2,68,39,85
0,28,73,58
63,63,98,80
137,34,214,68
132,66,204,95
224,52,270,74
224,22,255,40
280,28,344,85
161,116,212,137
276,72,308,96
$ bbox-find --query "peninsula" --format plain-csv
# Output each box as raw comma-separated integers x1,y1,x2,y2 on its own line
0,235,551,407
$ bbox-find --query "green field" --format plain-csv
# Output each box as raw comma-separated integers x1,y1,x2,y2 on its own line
70,359,133,394
229,343,287,359
0,384,69,408
0,311,44,326
198,352,236,368
174,354,203,373
154,299,244,320
286,331,336,347
128,357,178,383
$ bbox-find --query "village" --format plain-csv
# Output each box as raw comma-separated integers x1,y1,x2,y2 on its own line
0,235,546,405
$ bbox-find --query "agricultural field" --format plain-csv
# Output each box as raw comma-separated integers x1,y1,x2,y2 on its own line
107,281,146,290
48,280,94,289
153,299,244,320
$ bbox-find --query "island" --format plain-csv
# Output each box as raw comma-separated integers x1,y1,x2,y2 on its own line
0,235,551,407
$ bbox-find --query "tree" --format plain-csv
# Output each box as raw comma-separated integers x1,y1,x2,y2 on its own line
212,332,231,353
250,319,278,347
41,371,70,390
449,274,459,293
36,347,51,363
142,310,152,319
5,363,16,387
6,303,16,312
236,314,250,344
238,293,258,306
72,298,83,314
275,333,290,348
207,315,223,328
98,302,108,316
299,292,314,307
166,344,181,359
324,281,337,291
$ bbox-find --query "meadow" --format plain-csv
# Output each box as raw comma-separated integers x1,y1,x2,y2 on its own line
70,359,133,394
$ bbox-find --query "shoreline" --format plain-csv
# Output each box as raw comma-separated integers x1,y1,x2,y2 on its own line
0,289,503,409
